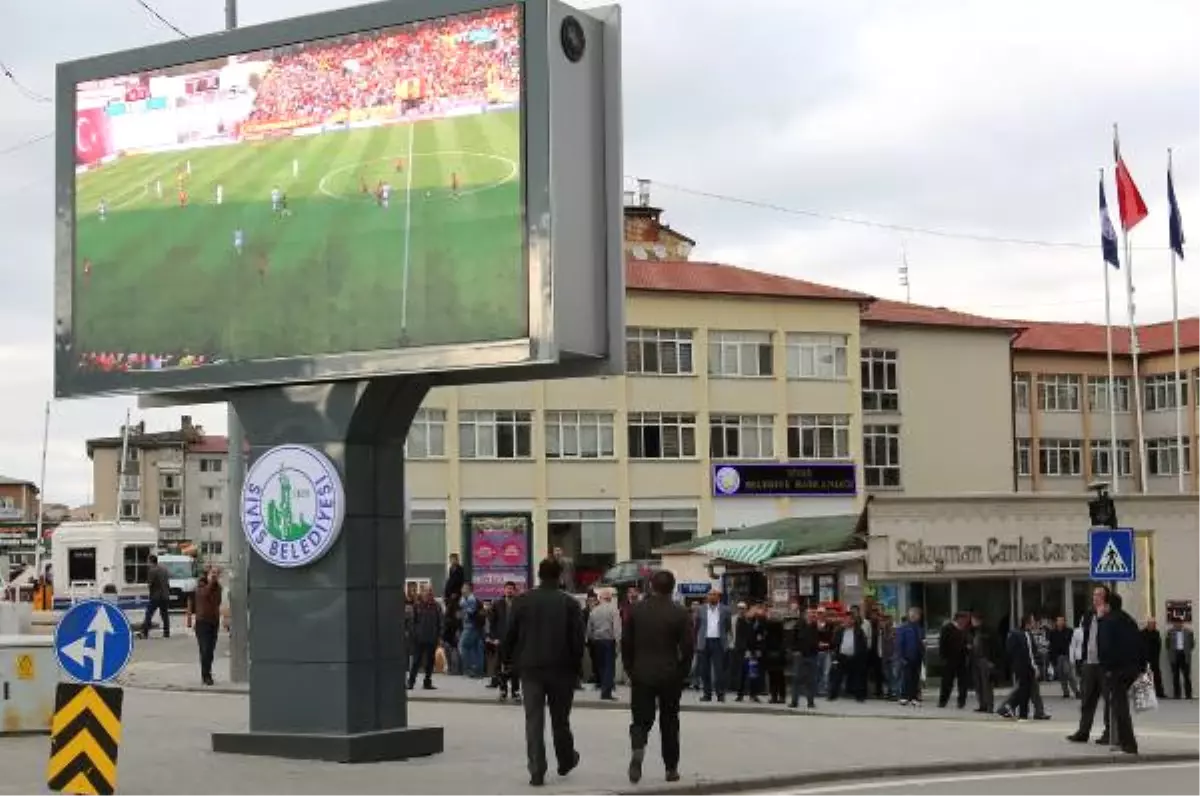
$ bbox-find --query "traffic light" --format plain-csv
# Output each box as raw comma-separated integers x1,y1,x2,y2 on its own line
1088,494,1118,528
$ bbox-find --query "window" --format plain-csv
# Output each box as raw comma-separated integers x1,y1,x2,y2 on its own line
160,500,181,518
1146,438,1192,476
458,410,533,459
125,448,139,462
67,548,97,583
119,474,139,492
628,413,697,459
407,510,448,565
1090,439,1133,478
1037,374,1081,412
787,414,851,460
199,541,224,557
122,544,152,585
1013,373,1031,412
630,508,697,560
1087,376,1131,413
160,473,181,491
708,330,773,377
199,457,222,473
120,500,140,520
863,424,901,487
786,333,848,380
203,486,222,501
200,512,223,528
625,327,695,375
545,411,616,459
709,414,774,459
548,509,617,576
1144,373,1190,412
406,409,447,459
861,349,899,412
1016,438,1032,477
1038,438,1083,477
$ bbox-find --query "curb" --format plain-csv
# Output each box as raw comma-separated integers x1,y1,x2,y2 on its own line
119,684,1043,724
617,751,1200,795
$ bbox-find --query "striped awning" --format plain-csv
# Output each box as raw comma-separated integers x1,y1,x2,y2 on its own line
694,539,782,566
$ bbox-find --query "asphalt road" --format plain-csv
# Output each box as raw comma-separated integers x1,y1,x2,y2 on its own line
756,762,1199,795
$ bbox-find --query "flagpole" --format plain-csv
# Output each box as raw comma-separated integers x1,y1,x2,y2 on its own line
1101,169,1120,494
1168,148,1185,493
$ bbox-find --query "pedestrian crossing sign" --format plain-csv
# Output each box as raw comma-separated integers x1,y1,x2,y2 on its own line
1089,527,1136,582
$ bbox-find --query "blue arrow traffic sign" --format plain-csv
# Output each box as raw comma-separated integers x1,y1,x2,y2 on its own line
53,599,134,684
1089,527,1137,583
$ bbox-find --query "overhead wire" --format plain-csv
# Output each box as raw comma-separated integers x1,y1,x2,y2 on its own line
131,0,190,38
0,58,52,103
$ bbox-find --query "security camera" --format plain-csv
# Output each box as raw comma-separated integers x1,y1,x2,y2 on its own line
560,15,586,63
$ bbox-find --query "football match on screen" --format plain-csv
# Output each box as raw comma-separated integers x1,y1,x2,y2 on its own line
70,4,526,376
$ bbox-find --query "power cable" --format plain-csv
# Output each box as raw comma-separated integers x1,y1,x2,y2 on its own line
0,58,52,103
132,0,189,38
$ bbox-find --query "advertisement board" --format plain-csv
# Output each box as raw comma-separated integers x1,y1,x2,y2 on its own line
711,462,857,498
464,513,531,599
55,0,623,397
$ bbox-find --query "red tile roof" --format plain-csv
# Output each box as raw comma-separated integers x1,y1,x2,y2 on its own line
188,435,248,454
626,260,871,302
1014,318,1199,355
862,299,1023,332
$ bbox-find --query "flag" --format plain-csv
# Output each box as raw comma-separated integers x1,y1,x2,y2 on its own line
1099,176,1120,269
1168,164,1186,259
1113,130,1149,231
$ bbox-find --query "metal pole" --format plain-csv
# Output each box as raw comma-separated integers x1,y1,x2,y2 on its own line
32,401,50,578
1101,170,1120,494
117,409,132,526
1168,149,1186,494
224,0,249,685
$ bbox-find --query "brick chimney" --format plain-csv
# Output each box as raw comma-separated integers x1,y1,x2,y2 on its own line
622,180,695,262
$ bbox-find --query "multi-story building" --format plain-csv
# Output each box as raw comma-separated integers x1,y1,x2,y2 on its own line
1012,320,1199,494
86,416,231,562
0,476,40,522
403,207,1027,590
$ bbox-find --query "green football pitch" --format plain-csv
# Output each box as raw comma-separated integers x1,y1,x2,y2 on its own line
73,109,525,364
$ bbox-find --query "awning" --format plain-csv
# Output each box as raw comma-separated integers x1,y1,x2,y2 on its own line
694,539,782,566
764,549,867,569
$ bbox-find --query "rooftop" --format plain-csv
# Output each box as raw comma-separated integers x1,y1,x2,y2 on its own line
862,299,1024,332
1014,317,1200,355
627,260,872,303
0,475,36,488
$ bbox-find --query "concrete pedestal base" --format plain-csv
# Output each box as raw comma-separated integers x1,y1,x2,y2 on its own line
212,725,444,763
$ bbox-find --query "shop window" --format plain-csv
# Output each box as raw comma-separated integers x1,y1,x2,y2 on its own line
548,509,616,590
408,509,448,592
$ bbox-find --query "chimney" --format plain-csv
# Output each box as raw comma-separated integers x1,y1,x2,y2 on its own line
181,415,193,432
637,178,651,207
137,420,146,434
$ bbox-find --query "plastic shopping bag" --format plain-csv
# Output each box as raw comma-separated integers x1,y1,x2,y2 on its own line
1131,672,1158,713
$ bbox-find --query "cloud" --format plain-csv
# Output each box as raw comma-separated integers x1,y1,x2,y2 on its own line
0,0,1196,505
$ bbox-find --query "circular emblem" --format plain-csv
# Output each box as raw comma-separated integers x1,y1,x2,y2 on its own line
241,445,345,568
714,466,742,496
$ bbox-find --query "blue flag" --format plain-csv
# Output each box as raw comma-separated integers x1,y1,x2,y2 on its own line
1168,166,1186,259
1100,177,1120,269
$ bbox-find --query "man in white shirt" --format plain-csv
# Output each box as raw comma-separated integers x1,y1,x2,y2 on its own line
694,589,731,702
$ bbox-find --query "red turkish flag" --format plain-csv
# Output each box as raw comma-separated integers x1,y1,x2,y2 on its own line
1113,133,1149,231
74,107,114,167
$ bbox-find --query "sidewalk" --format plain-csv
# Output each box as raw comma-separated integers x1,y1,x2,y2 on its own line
119,656,1200,729
0,688,1194,795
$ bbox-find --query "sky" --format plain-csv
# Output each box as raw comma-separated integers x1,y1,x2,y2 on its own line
0,0,1196,507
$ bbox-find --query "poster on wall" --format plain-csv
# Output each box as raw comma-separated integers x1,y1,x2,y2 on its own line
466,514,531,600
1167,599,1193,624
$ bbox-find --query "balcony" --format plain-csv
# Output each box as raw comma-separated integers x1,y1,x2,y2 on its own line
158,515,183,531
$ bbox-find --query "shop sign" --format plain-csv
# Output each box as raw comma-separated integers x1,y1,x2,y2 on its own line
712,463,856,497
1166,600,1193,624
893,535,1089,570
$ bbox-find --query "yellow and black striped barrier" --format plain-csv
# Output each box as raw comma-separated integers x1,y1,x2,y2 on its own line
46,682,123,795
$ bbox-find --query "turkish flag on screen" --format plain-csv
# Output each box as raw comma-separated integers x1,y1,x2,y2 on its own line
75,107,114,166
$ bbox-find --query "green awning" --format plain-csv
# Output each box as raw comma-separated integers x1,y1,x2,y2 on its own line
694,539,783,566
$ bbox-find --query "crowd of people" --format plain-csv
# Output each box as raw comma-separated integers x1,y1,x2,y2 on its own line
246,8,520,128
76,350,220,373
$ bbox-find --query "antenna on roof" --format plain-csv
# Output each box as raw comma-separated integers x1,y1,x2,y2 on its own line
898,242,911,303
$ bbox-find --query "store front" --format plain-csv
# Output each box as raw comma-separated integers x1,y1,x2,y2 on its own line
764,550,867,612
868,494,1200,639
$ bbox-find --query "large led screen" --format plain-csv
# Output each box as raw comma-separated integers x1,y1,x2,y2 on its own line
67,5,525,390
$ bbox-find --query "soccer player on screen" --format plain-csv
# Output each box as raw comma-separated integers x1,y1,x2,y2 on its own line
360,175,370,195
271,187,282,214
155,179,163,199
233,227,244,256
215,184,224,205
394,158,404,173
178,188,188,207
451,171,460,198
82,257,93,283
380,182,391,209
292,158,299,179
97,198,107,222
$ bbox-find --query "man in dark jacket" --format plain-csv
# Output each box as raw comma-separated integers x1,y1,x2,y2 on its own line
788,606,820,709
488,581,521,701
895,607,925,705
998,613,1039,719
622,569,693,785
1141,618,1165,698
1069,585,1112,745
444,553,465,602
140,555,172,639
1097,591,1142,754
830,613,868,702
192,566,222,686
1049,615,1080,698
503,558,585,787
407,587,443,691
938,612,971,709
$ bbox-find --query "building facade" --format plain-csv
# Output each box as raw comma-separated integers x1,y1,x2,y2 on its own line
87,417,231,563
0,476,40,523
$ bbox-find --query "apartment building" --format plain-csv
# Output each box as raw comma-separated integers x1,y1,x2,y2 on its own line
86,416,231,562
402,207,1024,591
0,476,40,522
1012,319,1200,494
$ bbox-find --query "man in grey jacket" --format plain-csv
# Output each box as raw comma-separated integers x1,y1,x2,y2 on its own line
407,587,444,691
693,589,732,702
1167,621,1195,700
587,589,621,700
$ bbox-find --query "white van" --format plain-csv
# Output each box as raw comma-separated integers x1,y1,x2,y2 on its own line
49,521,157,611
157,553,199,609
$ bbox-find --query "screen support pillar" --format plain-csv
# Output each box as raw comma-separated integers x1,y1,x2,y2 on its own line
211,377,444,763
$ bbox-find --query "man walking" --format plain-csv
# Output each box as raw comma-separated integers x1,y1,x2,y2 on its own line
503,558,584,787
1068,586,1112,744
623,569,693,785
407,587,443,691
938,612,971,709
998,613,1039,719
1050,616,1080,698
192,566,222,686
969,612,994,713
587,588,621,701
694,588,731,702
140,554,171,639
1097,591,1141,754
1167,619,1194,700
